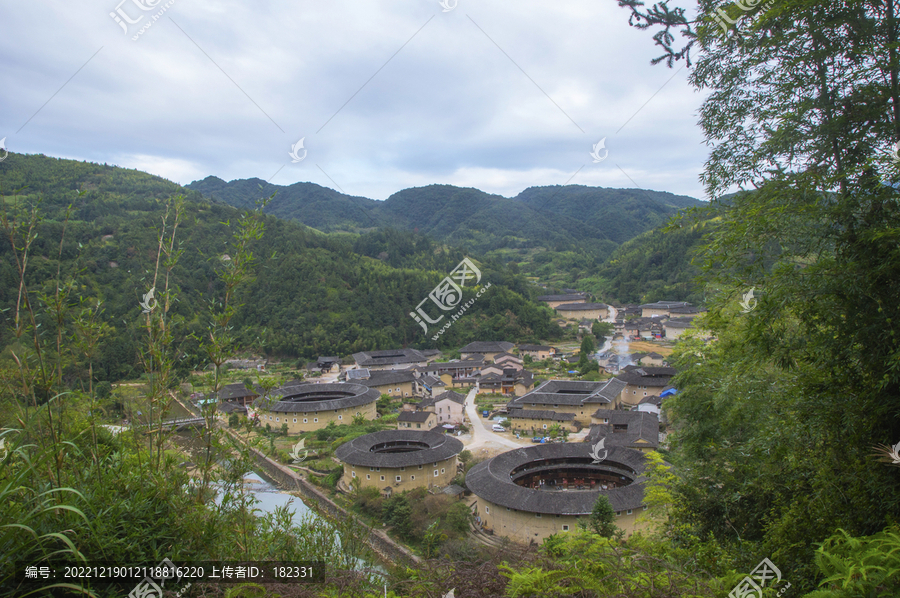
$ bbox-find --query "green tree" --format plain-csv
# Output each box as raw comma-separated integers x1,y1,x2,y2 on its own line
592,321,614,338
587,495,620,539
615,0,900,590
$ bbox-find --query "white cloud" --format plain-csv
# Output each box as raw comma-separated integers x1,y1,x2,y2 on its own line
0,0,710,201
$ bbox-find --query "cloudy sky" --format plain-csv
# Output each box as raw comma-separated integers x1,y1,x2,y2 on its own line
1,0,709,201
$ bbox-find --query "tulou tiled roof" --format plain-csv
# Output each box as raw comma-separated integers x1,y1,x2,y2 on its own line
357,370,417,387
352,349,429,367
459,341,516,354
465,443,649,514
509,378,624,409
518,344,554,352
536,294,587,302
615,366,677,387
508,408,575,421
335,430,464,468
555,302,609,311
254,383,379,414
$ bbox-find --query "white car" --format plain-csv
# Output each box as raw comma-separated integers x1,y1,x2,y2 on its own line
492,424,506,432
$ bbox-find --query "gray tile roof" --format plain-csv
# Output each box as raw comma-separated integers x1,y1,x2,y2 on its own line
555,302,609,310
615,366,677,387
398,411,434,423
346,368,371,380
459,341,515,354
352,349,429,367
216,383,260,401
638,395,663,406
518,344,554,352
536,294,587,302
508,408,575,421
586,411,659,449
335,430,463,468
639,301,693,309
433,390,466,404
465,443,648,514
509,378,624,409
254,383,379,413
358,370,417,387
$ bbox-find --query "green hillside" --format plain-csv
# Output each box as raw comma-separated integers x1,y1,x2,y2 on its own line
187,177,704,282
0,153,561,382
578,206,720,304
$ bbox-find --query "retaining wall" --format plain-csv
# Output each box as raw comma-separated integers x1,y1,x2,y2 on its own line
226,428,420,567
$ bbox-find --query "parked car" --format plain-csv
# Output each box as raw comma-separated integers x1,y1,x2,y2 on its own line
482,410,490,418
531,436,547,443
491,424,506,432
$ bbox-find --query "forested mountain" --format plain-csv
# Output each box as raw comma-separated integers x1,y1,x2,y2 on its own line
576,205,721,304
187,176,703,281
0,153,561,383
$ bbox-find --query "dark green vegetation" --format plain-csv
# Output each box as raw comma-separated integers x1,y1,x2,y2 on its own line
579,207,718,304
188,177,702,285
0,153,563,382
5,0,900,591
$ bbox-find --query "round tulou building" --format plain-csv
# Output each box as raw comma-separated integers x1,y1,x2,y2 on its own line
253,382,379,433
465,443,651,544
335,430,464,494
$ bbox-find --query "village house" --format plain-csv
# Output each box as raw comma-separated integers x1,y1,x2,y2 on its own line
492,352,524,370
638,352,666,366
663,317,697,340
413,373,446,398
639,300,694,318
477,369,535,396
414,357,485,379
466,443,653,543
635,394,662,416
586,410,660,453
518,344,557,360
506,408,576,433
345,369,419,398
351,348,438,371
615,366,677,406
214,382,260,407
397,410,438,430
507,378,627,426
418,390,466,425
459,341,516,361
536,293,589,309
306,356,341,374
554,302,610,320
336,430,463,494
